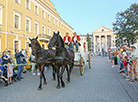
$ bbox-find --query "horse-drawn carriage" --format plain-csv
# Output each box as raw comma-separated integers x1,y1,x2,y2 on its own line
29,31,91,90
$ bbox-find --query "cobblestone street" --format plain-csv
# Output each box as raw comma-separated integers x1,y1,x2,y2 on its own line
0,56,138,102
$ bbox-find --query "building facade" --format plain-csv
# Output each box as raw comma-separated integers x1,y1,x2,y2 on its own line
0,0,73,55
92,26,116,54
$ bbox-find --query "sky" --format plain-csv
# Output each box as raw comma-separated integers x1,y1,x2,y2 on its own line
51,0,138,35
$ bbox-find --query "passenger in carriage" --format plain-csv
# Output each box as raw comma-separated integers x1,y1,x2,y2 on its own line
72,32,80,52
63,32,72,48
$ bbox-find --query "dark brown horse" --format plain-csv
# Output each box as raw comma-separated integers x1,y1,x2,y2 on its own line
29,36,56,90
48,31,74,89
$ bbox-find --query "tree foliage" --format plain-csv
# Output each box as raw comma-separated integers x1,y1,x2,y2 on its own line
87,33,91,51
113,3,138,46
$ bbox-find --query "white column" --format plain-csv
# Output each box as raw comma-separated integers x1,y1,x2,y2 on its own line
111,35,113,48
105,35,107,52
99,35,102,52
93,36,96,54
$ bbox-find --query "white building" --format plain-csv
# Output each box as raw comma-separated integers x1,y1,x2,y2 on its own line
92,26,116,54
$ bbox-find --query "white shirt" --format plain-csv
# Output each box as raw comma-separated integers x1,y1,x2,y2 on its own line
122,52,127,58
65,37,69,43
74,37,77,42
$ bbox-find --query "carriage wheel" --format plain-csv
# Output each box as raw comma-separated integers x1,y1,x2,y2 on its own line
89,54,91,69
80,58,84,76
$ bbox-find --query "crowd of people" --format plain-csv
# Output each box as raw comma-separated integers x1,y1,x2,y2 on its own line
0,48,41,86
108,44,138,82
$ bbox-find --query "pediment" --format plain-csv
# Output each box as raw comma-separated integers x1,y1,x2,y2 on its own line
92,26,113,33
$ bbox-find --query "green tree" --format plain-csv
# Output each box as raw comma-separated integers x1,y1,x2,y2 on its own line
87,33,91,51
113,3,138,46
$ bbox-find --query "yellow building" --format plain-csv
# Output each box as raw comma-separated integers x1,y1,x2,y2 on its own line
0,0,74,55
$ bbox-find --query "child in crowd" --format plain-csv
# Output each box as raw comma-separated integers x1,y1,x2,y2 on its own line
0,66,8,86
123,56,129,78
7,58,13,84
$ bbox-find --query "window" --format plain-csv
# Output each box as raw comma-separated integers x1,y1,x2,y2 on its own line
53,17,55,24
14,11,21,29
0,5,3,25
48,27,51,36
14,40,20,53
26,17,31,32
26,20,29,31
56,20,58,26
42,10,45,19
42,24,45,34
35,22,39,34
14,15,19,29
35,5,39,15
26,0,30,10
48,14,50,22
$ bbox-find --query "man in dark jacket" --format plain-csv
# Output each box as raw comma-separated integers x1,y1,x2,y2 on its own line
15,49,24,80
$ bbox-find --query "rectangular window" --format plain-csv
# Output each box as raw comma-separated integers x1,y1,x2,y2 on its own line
48,14,50,22
35,23,38,34
42,25,45,34
14,15,19,29
53,17,55,24
35,5,39,15
56,20,58,26
26,0,30,9
35,22,39,34
35,6,37,14
14,40,19,53
48,27,51,36
42,10,45,19
26,19,29,31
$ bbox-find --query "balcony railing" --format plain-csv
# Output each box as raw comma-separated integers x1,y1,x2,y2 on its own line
38,34,51,42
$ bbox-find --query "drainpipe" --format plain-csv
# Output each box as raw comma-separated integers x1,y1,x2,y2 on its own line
5,0,8,49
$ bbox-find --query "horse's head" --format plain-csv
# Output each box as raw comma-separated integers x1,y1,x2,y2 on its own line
29,36,41,55
48,31,60,49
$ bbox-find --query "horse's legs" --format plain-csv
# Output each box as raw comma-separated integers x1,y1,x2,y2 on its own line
56,66,60,89
60,66,65,88
38,71,43,90
66,64,70,83
38,64,46,90
42,65,47,85
51,64,56,80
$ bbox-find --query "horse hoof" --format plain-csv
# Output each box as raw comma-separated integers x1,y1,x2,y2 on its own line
53,78,56,81
43,82,47,85
62,84,65,88
38,87,42,90
56,86,60,89
66,81,70,84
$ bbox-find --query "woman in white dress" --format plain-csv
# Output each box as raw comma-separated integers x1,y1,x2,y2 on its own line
7,58,13,84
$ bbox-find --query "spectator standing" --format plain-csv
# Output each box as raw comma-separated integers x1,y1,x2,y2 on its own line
7,58,13,84
72,32,80,52
110,51,114,67
2,51,8,77
15,49,24,80
114,49,118,65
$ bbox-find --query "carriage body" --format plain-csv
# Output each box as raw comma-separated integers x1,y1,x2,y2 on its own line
73,41,91,76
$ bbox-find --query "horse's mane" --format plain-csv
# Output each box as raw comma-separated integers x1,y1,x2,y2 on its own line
58,35,65,48
32,38,41,49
